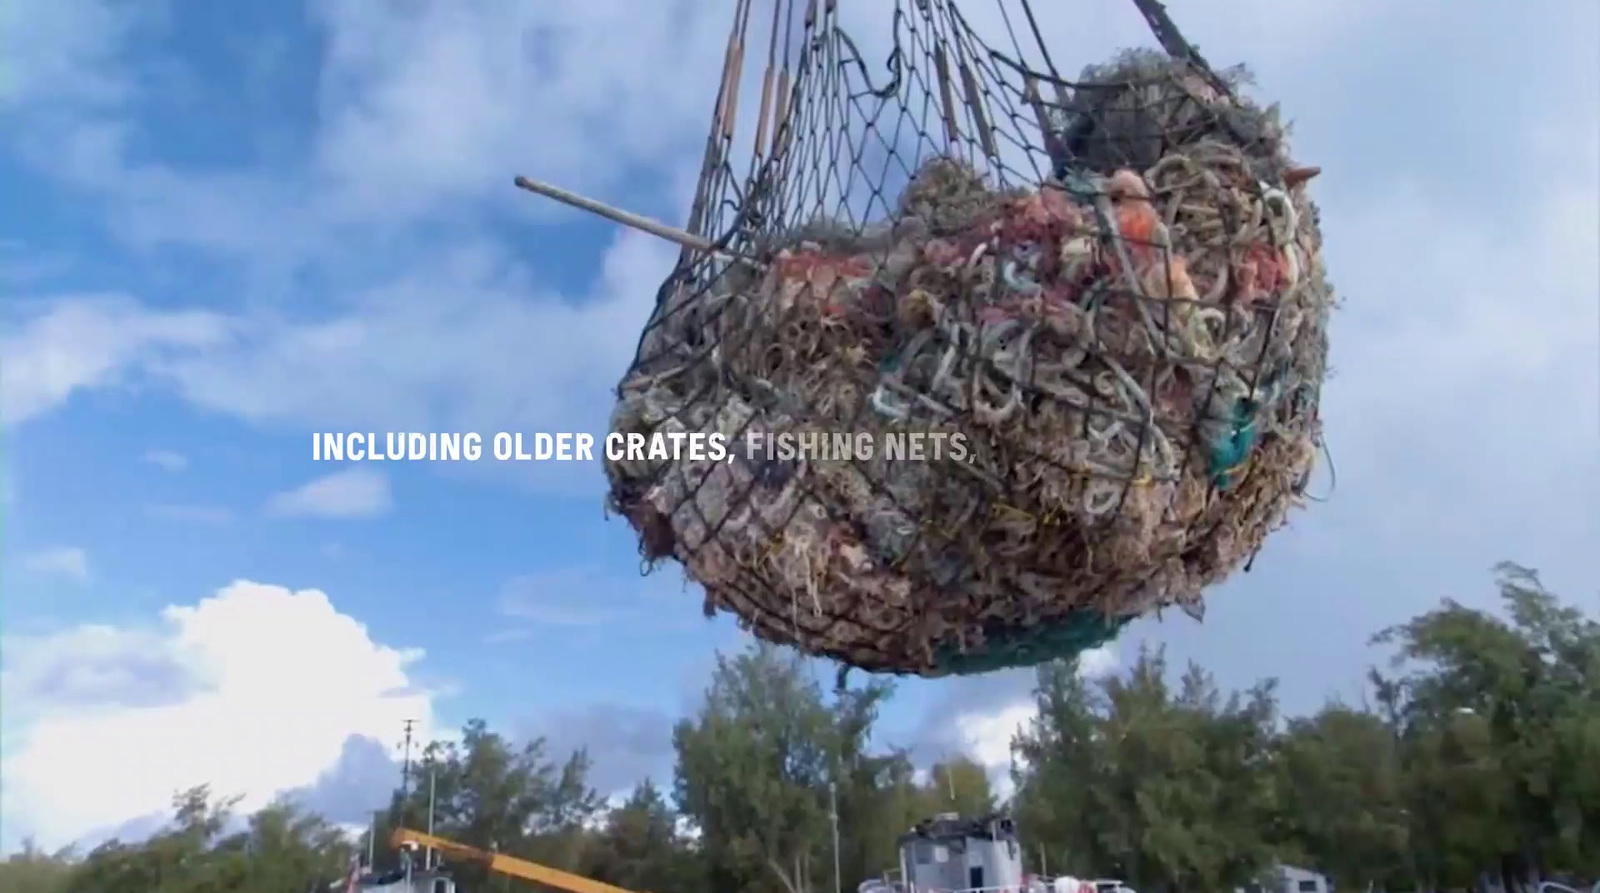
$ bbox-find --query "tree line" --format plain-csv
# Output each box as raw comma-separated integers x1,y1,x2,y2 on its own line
4,562,1596,893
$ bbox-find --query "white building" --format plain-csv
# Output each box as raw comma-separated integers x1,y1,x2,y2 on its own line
1237,864,1331,893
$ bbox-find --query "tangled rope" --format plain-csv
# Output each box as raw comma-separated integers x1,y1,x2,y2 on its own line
603,7,1334,676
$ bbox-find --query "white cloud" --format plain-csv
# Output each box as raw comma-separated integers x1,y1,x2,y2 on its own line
0,297,231,426
950,644,1120,797
20,546,90,583
1075,643,1120,681
143,449,188,472
304,0,738,223
163,232,670,440
2,0,740,275
957,702,1039,777
0,228,675,498
0,0,150,109
265,468,393,520
0,579,437,851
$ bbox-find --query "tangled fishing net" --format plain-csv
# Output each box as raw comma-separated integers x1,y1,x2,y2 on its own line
602,0,1334,676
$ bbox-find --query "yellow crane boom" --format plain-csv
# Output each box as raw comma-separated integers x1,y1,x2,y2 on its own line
390,828,644,893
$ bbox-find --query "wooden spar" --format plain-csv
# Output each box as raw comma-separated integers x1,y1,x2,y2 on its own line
720,0,750,144
957,56,998,161
772,65,792,154
753,0,784,160
1023,75,1064,173
512,176,750,261
933,47,960,145
755,65,775,158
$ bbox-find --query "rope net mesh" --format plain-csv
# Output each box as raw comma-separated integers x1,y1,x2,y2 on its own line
603,0,1333,677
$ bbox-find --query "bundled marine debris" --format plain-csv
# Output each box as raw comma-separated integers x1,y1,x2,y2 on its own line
603,35,1333,676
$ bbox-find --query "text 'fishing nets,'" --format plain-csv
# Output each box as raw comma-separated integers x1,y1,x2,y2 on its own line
604,0,1334,677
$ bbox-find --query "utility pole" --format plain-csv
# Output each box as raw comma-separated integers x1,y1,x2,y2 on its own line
367,811,378,869
400,719,417,795
425,764,438,871
829,780,842,893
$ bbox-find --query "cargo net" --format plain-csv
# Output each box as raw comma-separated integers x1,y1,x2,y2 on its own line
604,0,1332,676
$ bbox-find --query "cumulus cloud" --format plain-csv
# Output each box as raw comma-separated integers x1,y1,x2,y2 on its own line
1,624,200,713
266,468,393,520
20,546,90,583
0,580,438,851
287,735,405,827
143,449,188,472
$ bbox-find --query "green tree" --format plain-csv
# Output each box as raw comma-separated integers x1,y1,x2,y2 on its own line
1371,561,1600,886
59,786,353,893
228,799,358,892
832,748,926,888
1013,659,1106,876
1273,705,1410,889
1399,707,1517,890
922,756,997,820
828,681,932,889
63,786,238,893
383,719,605,888
583,779,704,893
672,642,896,893
1012,647,1280,892
0,840,77,893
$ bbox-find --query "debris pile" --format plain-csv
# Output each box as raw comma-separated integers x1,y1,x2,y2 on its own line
605,49,1334,676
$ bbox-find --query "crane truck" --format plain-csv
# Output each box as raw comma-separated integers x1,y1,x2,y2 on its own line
333,827,648,893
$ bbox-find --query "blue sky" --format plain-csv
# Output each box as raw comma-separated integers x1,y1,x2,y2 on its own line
2,0,1597,855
